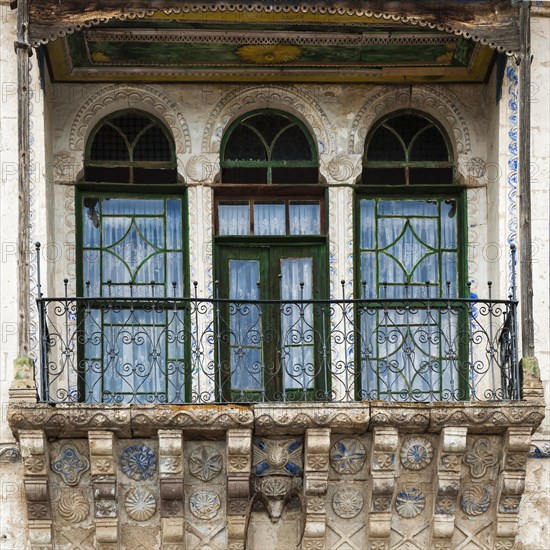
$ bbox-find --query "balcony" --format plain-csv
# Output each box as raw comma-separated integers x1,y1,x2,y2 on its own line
34,280,520,405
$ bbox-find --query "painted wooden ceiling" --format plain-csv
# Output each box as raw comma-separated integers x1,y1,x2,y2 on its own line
45,14,495,83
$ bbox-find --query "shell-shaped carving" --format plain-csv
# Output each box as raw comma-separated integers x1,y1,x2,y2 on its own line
460,484,491,516
400,437,433,470
327,155,356,182
125,487,157,521
186,155,219,182
332,487,364,519
189,490,221,520
58,491,90,523
395,488,425,518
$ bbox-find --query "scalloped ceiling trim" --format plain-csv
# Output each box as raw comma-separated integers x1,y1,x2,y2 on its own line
31,5,517,55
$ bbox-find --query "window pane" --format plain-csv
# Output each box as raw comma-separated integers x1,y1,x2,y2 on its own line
366,126,405,161
102,198,164,215
359,199,375,249
166,200,183,250
289,203,320,235
385,116,430,147
110,113,153,143
441,200,457,249
272,125,313,161
229,260,262,391
83,197,100,247
254,203,286,235
224,125,266,161
90,125,129,161
246,113,292,147
133,126,173,162
218,203,250,235
410,126,449,161
361,167,405,185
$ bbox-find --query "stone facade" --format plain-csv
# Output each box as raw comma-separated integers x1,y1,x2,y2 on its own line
1,2,550,549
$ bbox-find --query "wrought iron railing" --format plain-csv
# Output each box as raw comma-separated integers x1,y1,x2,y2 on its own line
35,280,520,404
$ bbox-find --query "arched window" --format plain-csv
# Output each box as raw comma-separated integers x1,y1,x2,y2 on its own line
221,110,318,184
78,110,187,404
215,109,328,402
85,110,177,184
356,111,465,402
362,112,453,185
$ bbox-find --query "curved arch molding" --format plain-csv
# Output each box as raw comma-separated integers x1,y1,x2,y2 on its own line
69,84,191,155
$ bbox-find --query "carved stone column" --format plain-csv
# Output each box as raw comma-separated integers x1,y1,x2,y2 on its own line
158,430,184,549
495,427,532,548
302,428,330,550
20,430,52,549
88,431,118,550
369,427,399,550
432,426,468,547
226,428,252,550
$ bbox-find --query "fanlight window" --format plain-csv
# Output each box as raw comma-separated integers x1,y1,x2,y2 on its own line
85,111,177,184
362,112,453,185
221,110,318,184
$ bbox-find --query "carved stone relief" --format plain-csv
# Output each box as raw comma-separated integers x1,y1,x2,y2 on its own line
51,445,90,486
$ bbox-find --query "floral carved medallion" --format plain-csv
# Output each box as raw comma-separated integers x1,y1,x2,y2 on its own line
330,438,366,475
332,487,364,519
51,445,90,486
188,446,223,482
125,487,157,521
395,488,425,518
400,437,433,470
236,44,302,64
120,445,157,481
189,490,221,520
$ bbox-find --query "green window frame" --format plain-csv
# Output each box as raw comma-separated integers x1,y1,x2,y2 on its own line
215,109,329,402
76,110,190,404
355,110,468,402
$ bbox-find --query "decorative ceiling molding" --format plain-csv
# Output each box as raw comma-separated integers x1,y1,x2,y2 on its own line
83,28,458,48
26,2,520,54
349,85,472,158
69,84,191,154
202,85,337,156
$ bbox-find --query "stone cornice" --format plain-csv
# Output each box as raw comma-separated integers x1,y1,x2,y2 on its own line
8,400,545,439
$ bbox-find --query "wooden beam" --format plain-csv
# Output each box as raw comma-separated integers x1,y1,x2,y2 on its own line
518,1,535,357
16,0,31,357
25,1,521,53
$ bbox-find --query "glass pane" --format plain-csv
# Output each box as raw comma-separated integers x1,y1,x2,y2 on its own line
359,199,375,249
224,125,266,161
378,200,438,217
218,203,250,235
229,260,262,391
289,203,320,235
441,200,457,249
360,251,376,298
82,197,100,247
272,125,313,161
280,258,314,390
110,113,153,143
83,250,100,296
254,203,286,235
90,125,129,161
410,126,449,161
246,113,293,147
102,198,164,215
166,200,183,250
133,126,173,162
366,127,405,161
385,116,430,147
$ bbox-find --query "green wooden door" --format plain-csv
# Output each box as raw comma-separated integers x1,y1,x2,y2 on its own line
217,243,327,402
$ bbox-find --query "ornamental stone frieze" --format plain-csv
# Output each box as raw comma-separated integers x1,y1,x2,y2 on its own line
7,397,545,549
